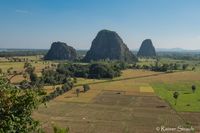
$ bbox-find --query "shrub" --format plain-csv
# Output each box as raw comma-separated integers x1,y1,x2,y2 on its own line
83,84,90,92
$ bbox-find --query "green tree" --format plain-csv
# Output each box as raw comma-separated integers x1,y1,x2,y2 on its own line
89,63,118,79
83,84,90,92
30,72,38,83
174,63,179,70
173,91,179,105
0,68,2,74
0,76,42,133
192,85,196,93
76,88,80,97
192,67,196,71
182,64,189,70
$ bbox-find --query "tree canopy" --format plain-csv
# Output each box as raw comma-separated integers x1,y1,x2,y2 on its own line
0,76,42,133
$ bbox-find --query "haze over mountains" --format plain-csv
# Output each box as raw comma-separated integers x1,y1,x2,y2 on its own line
1,28,200,54
1,48,200,53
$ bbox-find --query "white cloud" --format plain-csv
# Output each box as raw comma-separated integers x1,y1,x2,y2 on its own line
15,9,30,14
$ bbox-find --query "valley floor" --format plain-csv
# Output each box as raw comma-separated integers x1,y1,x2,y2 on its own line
33,69,200,133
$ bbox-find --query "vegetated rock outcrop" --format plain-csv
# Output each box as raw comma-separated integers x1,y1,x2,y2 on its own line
83,30,138,62
137,39,156,57
44,42,77,60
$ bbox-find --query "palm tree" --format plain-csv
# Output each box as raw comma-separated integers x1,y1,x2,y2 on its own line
192,85,196,93
173,91,179,105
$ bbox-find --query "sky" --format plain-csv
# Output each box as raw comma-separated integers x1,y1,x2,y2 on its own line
0,0,200,50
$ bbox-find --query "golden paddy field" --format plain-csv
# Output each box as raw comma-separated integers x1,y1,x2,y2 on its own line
34,69,200,132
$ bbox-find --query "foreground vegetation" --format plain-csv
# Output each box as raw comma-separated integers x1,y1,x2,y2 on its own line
0,76,42,132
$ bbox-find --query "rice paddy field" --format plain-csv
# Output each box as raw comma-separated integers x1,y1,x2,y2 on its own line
0,56,200,132
33,69,200,132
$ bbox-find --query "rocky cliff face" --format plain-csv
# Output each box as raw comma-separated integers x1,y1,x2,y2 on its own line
137,39,156,57
84,30,137,62
44,42,77,60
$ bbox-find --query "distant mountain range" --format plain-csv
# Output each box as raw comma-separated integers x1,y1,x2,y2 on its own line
133,48,200,52
156,48,200,52
0,48,48,52
1,48,200,53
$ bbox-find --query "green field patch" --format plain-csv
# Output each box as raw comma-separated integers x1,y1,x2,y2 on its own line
152,81,200,112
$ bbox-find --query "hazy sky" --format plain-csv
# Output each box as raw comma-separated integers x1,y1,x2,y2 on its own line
0,0,200,50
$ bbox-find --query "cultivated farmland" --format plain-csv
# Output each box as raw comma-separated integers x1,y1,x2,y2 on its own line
33,69,200,132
